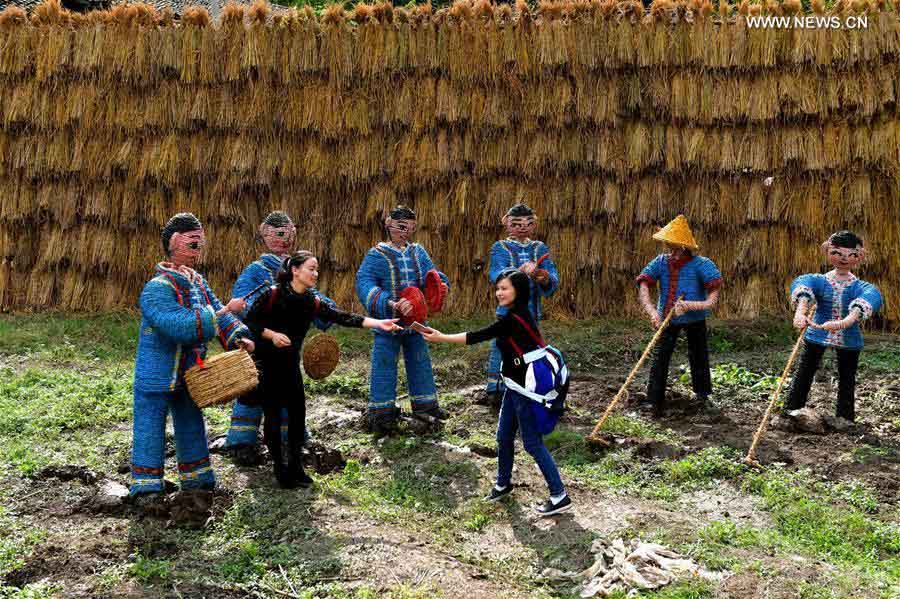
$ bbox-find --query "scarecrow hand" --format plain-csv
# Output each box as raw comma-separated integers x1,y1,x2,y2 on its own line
649,312,662,329
793,313,811,330
519,261,537,276
533,269,550,285
673,299,690,316
225,297,246,314
392,299,413,316
236,338,255,353
270,332,291,348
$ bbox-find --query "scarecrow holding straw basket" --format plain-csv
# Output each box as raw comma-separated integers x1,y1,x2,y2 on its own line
782,230,882,427
130,213,254,500
224,211,336,463
635,215,723,416
355,206,450,435
481,203,560,405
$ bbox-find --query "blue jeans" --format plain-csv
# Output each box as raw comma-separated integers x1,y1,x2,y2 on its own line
495,389,564,496
485,340,506,394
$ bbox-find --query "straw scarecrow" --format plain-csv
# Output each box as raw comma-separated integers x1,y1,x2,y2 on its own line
482,203,559,404
355,206,450,434
131,213,253,500
224,211,336,462
635,215,723,416
782,231,883,426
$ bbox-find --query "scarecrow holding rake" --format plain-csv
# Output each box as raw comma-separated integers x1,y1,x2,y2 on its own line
131,213,253,500
635,215,723,416
782,230,882,427
224,211,336,463
482,203,560,405
355,206,450,435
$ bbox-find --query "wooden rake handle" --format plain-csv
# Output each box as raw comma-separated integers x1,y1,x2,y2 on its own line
588,295,685,440
743,305,815,465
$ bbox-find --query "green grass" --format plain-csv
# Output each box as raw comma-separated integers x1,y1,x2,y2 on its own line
0,367,132,475
0,508,45,580
0,313,137,366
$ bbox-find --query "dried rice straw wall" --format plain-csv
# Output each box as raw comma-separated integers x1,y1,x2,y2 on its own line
1,0,899,324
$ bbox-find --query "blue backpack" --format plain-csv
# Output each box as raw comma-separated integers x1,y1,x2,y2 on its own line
501,313,570,435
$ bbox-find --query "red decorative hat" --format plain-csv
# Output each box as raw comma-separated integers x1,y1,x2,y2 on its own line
424,269,447,314
399,286,428,326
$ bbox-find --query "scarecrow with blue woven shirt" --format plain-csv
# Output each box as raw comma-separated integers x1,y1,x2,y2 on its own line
635,215,723,416
130,213,254,503
224,211,336,464
481,203,560,406
355,205,450,435
782,230,882,428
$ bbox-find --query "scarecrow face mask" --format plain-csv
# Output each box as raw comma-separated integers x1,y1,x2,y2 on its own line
825,244,864,271
260,223,296,256
386,218,417,245
168,229,206,267
504,215,536,241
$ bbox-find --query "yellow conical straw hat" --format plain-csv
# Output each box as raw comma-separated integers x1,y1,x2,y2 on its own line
652,215,699,251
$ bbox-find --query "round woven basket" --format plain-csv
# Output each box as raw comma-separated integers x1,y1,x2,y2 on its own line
303,334,340,380
185,349,259,409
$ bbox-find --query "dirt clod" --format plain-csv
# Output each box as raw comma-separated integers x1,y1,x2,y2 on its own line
303,441,346,474
37,465,98,485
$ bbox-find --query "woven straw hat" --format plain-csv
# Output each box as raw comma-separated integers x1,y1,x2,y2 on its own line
652,215,699,251
303,334,341,380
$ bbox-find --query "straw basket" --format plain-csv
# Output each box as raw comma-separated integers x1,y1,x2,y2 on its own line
185,350,259,409
303,334,340,380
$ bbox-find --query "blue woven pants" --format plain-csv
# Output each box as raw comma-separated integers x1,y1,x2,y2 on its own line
369,333,438,419
130,389,215,496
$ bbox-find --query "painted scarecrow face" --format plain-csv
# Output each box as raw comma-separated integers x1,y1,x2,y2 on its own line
386,218,417,246
664,242,690,258
169,229,206,267
260,223,296,256
825,244,864,271
504,215,536,241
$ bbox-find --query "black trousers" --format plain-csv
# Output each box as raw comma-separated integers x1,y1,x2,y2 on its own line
784,341,860,421
646,320,712,407
260,371,306,475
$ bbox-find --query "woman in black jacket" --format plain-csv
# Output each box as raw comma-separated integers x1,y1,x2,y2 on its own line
244,250,401,488
421,269,571,517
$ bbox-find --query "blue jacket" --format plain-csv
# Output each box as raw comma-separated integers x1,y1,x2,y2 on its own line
635,254,723,325
231,253,336,331
488,239,559,320
134,264,250,393
791,272,882,350
355,242,449,335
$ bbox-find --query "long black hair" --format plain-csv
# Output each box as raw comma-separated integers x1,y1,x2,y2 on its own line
496,268,531,313
276,250,316,285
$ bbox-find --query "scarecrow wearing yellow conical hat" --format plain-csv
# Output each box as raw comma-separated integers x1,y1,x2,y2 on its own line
635,215,723,416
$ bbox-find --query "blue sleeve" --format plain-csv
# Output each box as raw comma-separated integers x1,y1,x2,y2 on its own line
790,274,821,308
697,258,723,289
203,277,250,349
849,281,882,321
311,289,338,331
535,242,559,298
139,279,218,345
355,250,393,319
635,255,664,286
489,242,512,284
232,262,269,317
416,245,450,290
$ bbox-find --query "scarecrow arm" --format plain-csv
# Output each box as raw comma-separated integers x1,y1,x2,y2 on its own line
488,241,513,284
848,283,882,321
355,251,393,319
534,243,559,296
201,277,251,349
416,246,450,291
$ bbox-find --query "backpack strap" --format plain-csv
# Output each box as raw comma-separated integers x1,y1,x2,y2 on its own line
266,285,279,313
511,313,546,348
